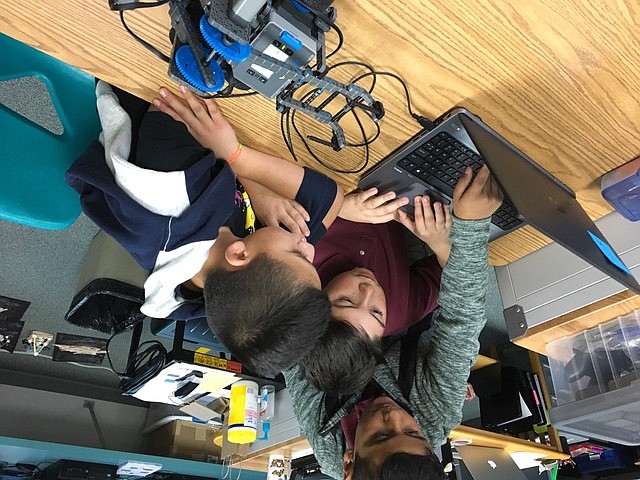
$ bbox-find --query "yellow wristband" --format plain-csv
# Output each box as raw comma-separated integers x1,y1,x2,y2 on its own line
227,143,243,164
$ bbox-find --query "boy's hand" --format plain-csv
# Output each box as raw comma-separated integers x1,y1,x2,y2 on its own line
251,188,311,237
452,165,503,220
339,188,409,224
153,86,239,160
397,196,452,267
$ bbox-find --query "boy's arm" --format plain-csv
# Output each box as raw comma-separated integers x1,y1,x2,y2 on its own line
152,87,343,230
239,177,311,236
407,254,443,321
283,366,347,480
235,149,344,230
410,167,503,434
412,217,490,429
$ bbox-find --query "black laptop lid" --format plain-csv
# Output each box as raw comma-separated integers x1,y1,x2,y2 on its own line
459,114,640,295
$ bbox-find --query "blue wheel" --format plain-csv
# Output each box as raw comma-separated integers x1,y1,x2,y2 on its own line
174,45,225,93
199,16,252,63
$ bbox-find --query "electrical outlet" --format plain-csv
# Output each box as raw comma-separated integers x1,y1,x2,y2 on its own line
25,331,53,356
116,462,162,476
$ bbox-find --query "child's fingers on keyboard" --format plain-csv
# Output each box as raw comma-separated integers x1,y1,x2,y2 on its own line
397,209,416,234
443,202,452,229
358,187,378,201
433,201,444,227
380,197,408,214
413,196,427,230
453,166,473,201
367,189,396,208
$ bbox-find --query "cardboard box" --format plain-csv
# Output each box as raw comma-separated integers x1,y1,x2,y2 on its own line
146,420,221,462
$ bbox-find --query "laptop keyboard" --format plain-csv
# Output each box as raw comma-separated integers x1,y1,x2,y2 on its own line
396,131,522,230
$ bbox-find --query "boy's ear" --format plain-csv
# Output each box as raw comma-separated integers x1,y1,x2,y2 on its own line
224,240,250,267
343,449,355,480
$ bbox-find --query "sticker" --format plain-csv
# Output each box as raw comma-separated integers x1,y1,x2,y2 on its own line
193,352,243,373
588,231,632,274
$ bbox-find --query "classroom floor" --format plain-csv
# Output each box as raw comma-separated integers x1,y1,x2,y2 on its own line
0,215,175,389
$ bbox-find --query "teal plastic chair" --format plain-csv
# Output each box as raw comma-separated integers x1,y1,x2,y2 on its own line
0,33,101,229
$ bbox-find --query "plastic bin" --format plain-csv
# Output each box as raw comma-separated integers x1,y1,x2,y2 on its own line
599,312,640,390
546,312,640,405
549,380,640,446
619,311,640,371
65,231,149,334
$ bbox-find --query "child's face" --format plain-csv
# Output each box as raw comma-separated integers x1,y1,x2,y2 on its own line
243,227,321,288
323,267,387,339
351,396,431,471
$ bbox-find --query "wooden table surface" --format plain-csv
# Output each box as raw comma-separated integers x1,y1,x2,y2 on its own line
2,0,639,264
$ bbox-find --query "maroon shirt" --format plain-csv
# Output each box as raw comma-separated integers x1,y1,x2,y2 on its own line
314,218,442,336
339,384,383,448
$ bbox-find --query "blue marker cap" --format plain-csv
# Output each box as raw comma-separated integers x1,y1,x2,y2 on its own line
259,421,271,441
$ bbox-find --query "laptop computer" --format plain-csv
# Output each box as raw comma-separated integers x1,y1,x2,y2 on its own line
359,108,640,295
456,445,527,480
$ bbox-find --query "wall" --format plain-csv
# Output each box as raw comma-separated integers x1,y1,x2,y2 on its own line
248,388,302,454
497,211,640,334
0,383,149,453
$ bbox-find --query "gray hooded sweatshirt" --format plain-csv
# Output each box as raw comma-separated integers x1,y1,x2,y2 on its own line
284,216,491,479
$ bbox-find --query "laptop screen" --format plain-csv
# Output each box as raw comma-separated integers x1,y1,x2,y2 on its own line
459,114,640,295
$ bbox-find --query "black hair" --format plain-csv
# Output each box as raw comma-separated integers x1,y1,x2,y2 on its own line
203,253,330,376
298,319,383,395
352,452,446,480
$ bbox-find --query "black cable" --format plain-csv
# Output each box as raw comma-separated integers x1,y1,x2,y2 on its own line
118,339,167,393
123,340,167,379
119,10,171,63
351,70,435,130
281,106,295,158
295,0,344,63
326,23,343,60
348,119,381,148
110,0,168,10
105,316,166,383
288,89,375,174
281,61,435,173
281,61,382,174
326,60,377,93
213,90,259,98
